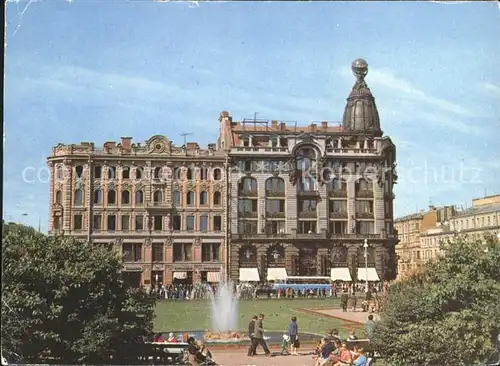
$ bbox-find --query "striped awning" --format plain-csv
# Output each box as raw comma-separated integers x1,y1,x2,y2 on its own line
207,272,221,283
239,268,260,282
331,268,352,282
357,268,380,281
267,267,288,281
173,272,187,279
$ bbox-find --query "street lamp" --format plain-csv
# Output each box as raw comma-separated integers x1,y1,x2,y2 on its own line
363,238,369,293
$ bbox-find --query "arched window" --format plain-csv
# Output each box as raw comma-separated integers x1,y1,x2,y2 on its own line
199,191,208,205
298,177,316,192
213,191,221,205
154,167,162,179
108,190,116,204
134,168,142,179
296,147,317,171
135,190,144,204
238,177,257,195
153,191,163,203
186,191,195,205
173,167,181,180
107,166,117,180
74,189,83,205
213,168,222,181
93,189,102,204
122,190,130,204
75,166,84,178
187,168,194,180
265,177,285,196
173,191,181,206
356,178,371,193
55,190,62,204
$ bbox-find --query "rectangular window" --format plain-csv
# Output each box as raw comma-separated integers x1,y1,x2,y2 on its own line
93,214,102,231
238,199,258,216
94,165,102,179
200,216,208,232
298,221,317,234
152,243,164,262
299,199,317,213
186,215,195,232
121,215,130,231
122,167,130,179
213,216,222,231
173,243,192,261
202,243,220,262
356,200,374,213
356,221,374,234
53,216,62,230
153,215,163,231
173,215,181,231
122,243,142,262
238,220,258,234
265,220,286,234
135,215,143,231
329,221,348,234
73,215,83,230
107,215,116,231
329,200,347,213
266,200,285,213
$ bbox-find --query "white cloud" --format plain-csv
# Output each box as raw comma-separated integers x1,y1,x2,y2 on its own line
483,83,500,96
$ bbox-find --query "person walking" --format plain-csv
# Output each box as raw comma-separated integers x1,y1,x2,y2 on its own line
247,315,258,356
288,316,299,355
254,314,271,357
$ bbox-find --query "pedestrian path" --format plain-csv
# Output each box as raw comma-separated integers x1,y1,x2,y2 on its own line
308,308,380,324
214,349,316,365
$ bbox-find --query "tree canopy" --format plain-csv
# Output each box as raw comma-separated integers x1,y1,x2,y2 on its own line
371,234,500,365
2,223,155,364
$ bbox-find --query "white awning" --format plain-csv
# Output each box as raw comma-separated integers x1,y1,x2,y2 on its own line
331,268,352,282
207,272,221,283
173,272,187,279
357,267,380,281
239,268,260,282
267,267,288,281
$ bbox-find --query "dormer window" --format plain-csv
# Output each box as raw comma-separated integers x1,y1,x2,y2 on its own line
240,134,250,147
270,136,278,148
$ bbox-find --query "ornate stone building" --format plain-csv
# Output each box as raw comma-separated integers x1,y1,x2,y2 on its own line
219,58,398,283
48,58,399,286
47,136,229,287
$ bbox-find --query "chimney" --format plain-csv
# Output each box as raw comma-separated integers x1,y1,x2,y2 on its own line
271,120,278,129
279,122,286,131
309,123,317,132
186,142,198,150
321,121,328,130
121,137,132,152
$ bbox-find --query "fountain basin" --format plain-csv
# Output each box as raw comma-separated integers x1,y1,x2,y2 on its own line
156,331,320,345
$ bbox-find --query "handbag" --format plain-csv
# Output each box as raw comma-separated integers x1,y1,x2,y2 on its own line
294,338,300,348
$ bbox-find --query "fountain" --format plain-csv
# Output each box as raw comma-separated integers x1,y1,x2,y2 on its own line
203,267,246,342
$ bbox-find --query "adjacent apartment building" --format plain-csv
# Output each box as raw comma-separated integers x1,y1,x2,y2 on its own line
395,194,500,279
47,58,399,287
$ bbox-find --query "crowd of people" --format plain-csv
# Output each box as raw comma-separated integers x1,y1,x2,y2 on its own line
149,281,385,301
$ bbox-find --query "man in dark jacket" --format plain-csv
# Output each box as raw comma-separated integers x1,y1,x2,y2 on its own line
253,314,271,356
247,315,258,356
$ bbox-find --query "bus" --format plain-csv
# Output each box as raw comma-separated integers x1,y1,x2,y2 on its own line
272,276,332,292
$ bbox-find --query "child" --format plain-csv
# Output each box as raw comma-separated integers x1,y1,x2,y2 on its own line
281,334,290,355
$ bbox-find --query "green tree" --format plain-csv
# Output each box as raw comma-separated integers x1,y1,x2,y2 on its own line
1,223,155,364
371,234,500,365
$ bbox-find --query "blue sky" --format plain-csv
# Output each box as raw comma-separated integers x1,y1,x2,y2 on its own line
4,1,500,231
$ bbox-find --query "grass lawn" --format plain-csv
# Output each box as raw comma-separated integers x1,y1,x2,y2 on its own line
154,298,345,336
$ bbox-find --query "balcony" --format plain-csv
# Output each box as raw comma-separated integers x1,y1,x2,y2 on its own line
328,189,347,197
239,190,258,197
330,211,348,218
356,212,374,219
329,233,382,239
298,211,317,219
357,190,374,198
146,202,176,213
265,211,286,219
298,190,320,197
265,190,285,198
239,211,258,218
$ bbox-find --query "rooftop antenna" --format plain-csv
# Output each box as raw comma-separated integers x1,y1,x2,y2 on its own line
180,132,193,146
253,112,258,130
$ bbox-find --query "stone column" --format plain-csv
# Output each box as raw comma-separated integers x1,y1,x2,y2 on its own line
347,179,356,233
193,237,202,262
286,178,297,233
373,177,385,235
257,173,267,233
347,245,359,281
317,183,328,232
257,245,268,281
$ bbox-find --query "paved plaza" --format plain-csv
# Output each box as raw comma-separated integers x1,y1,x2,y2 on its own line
214,348,316,365
307,308,381,324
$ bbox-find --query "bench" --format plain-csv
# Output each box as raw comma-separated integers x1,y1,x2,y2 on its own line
143,342,189,364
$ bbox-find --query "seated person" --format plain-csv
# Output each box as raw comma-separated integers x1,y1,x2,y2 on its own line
352,348,368,366
315,337,335,366
315,337,326,356
166,332,178,343
153,333,164,343
347,330,358,340
186,337,212,365
333,342,352,366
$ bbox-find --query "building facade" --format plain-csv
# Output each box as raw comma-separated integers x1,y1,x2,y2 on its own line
48,136,229,287
220,58,398,283
47,58,399,286
395,195,500,279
